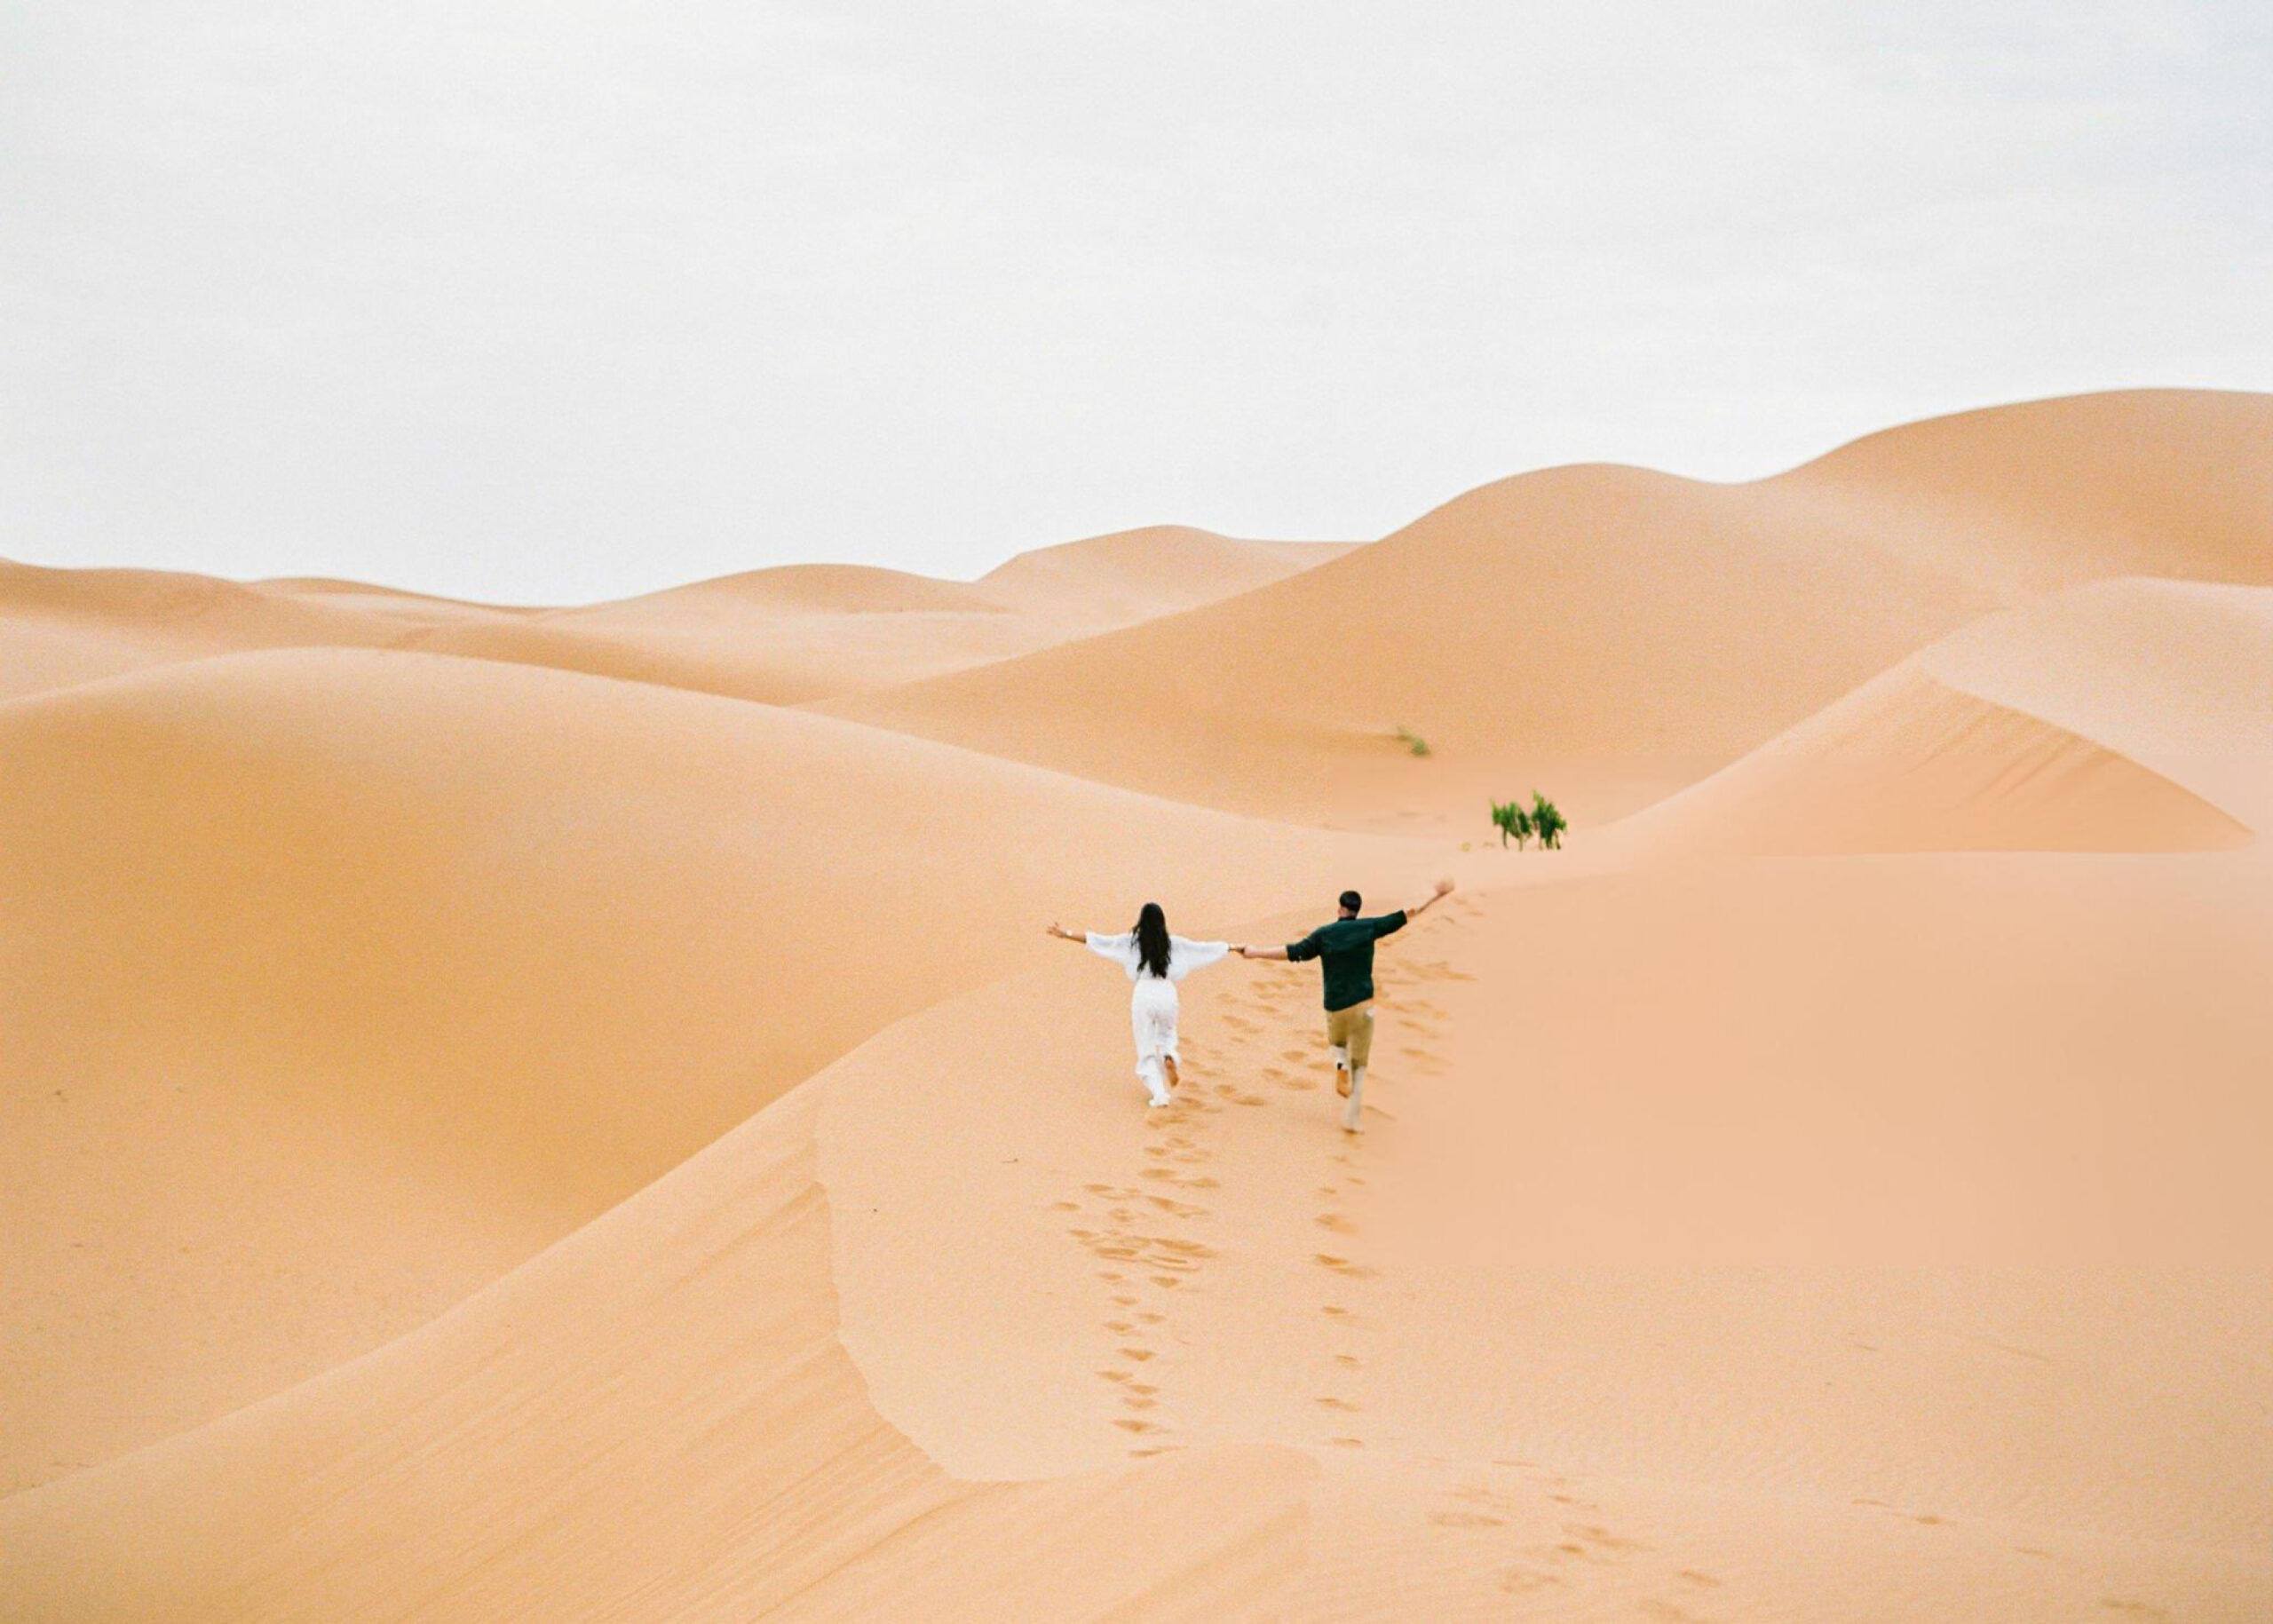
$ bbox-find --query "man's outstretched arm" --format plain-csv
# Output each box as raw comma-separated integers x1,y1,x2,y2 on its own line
1406,877,1455,918
1372,877,1455,939
1239,943,1290,960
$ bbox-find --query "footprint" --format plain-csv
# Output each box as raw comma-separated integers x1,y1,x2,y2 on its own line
1112,1419,1159,1433
1316,1213,1358,1234
1314,1254,1378,1279
1314,1397,1360,1412
1430,1510,1504,1528
1147,1196,1207,1217
1120,1349,1155,1362
1499,1568,1564,1594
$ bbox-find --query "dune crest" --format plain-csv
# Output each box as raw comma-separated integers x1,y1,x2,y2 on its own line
4,526,1350,710
1622,576,2271,856
820,391,2273,830
1620,669,2249,855
0,1089,1318,1620
0,646,1422,1490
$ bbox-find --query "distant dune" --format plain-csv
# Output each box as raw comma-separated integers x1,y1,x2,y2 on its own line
4,391,2268,1620
2,527,1351,711
820,392,2273,831
1620,578,2272,855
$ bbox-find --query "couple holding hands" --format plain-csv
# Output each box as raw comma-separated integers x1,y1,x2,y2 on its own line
1045,878,1455,1132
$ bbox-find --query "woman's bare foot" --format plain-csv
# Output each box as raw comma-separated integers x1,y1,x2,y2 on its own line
1162,1056,1182,1093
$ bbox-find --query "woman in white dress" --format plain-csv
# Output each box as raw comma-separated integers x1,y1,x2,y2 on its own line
1046,904,1240,1107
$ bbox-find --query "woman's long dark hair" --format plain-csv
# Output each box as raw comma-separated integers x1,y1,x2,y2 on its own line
1132,902,1171,979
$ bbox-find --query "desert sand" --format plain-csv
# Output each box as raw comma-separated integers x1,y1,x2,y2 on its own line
4,389,2268,1620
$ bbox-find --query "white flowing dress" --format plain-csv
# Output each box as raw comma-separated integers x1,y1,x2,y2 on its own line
1085,931,1232,1101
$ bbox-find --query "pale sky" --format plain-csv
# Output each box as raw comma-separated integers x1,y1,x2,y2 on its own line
4,1,2268,604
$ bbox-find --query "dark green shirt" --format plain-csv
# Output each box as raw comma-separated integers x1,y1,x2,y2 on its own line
1286,911,1407,1011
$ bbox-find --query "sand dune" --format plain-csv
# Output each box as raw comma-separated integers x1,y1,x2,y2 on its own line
1786,388,2273,595
1917,577,2273,828
256,577,541,629
5,389,2269,1620
0,562,408,701
0,646,1423,1490
1621,668,2250,855
1621,577,2270,854
397,527,1350,706
822,392,2273,832
6,875,2262,1618
4,528,1347,711
0,1090,1319,1620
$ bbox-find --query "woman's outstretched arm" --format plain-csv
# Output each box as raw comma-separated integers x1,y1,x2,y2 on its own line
1044,923,1084,942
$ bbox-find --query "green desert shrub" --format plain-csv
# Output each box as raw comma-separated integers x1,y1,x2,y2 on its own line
1531,791,1567,850
1395,725,1431,757
1489,798,1532,848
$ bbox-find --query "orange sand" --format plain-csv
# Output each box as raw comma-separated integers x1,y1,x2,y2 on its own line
4,390,2268,1620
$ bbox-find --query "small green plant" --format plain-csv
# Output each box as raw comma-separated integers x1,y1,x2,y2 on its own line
1395,725,1430,757
1489,798,1532,848
1531,790,1567,850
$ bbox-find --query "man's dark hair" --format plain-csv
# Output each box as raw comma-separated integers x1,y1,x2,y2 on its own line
1338,890,1362,914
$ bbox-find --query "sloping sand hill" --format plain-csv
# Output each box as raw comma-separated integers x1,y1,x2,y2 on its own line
0,563,406,701
820,392,2273,830
0,1090,1319,1620
0,647,1422,1490
4,390,2268,1620
1617,579,2271,855
7,868,2262,1618
381,527,1352,706
4,527,1350,710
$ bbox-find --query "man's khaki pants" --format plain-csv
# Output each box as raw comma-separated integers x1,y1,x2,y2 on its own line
1326,1001,1374,1069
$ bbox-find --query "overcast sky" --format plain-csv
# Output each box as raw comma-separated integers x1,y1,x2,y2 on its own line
4,2,2268,603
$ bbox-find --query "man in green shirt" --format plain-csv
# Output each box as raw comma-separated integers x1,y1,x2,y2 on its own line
1239,877,1454,1131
